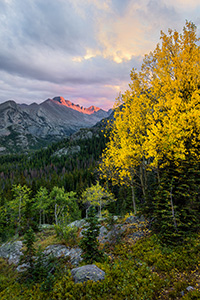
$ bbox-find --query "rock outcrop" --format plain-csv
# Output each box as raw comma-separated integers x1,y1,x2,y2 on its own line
0,242,82,267
0,241,23,265
43,244,82,266
0,215,148,271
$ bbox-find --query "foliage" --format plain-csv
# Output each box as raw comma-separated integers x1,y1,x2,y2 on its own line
101,21,200,175
81,181,115,217
79,207,104,263
0,225,199,299
149,162,200,243
19,250,60,291
0,183,81,242
49,187,69,225
20,227,36,269
19,228,57,289
0,258,18,293
54,224,78,246
19,230,66,290
100,21,200,240
49,188,80,225
9,184,32,234
33,187,49,225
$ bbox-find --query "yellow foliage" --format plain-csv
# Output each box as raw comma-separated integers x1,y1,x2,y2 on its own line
100,21,200,180
81,181,115,217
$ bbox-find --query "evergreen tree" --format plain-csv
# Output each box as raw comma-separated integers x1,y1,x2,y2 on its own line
79,207,104,263
21,227,36,270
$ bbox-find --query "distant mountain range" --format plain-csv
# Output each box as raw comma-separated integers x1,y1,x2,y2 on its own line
0,96,112,153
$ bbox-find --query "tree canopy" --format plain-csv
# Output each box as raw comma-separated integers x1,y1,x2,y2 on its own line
81,181,115,217
100,21,200,239
100,21,200,183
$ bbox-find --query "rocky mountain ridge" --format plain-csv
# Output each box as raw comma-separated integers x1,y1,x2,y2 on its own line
49,96,102,115
0,96,112,153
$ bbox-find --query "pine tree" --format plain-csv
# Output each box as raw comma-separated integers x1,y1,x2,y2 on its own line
21,227,36,270
79,207,104,263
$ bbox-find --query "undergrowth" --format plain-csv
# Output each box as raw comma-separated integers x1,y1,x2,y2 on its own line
0,224,199,300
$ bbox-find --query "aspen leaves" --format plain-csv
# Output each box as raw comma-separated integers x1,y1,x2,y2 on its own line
100,21,200,176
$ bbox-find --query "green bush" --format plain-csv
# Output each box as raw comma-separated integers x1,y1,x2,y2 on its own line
54,223,78,246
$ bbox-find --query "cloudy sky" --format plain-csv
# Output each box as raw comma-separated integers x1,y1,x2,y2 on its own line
0,0,200,110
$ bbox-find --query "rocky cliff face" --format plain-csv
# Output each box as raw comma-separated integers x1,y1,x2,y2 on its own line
0,97,111,153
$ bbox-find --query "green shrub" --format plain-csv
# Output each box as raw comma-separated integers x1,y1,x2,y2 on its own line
54,223,78,246
0,258,18,293
182,290,200,300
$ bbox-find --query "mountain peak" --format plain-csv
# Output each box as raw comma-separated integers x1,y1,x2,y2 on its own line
51,96,102,115
52,96,66,105
87,105,101,113
0,100,18,110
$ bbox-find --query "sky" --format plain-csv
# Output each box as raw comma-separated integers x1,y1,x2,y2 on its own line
0,0,200,110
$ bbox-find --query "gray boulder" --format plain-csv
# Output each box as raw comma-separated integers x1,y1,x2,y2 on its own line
186,286,195,292
0,241,82,268
68,219,86,228
99,224,126,243
71,264,105,284
0,241,23,265
43,244,82,266
98,226,108,239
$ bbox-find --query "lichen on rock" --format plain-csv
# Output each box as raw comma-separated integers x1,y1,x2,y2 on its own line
71,264,105,283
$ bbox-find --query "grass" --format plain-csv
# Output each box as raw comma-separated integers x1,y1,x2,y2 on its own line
35,227,59,250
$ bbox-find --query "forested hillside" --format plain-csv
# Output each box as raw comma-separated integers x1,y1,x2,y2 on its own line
0,123,134,241
0,127,105,198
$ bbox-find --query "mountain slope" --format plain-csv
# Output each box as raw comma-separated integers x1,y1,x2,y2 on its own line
0,97,111,153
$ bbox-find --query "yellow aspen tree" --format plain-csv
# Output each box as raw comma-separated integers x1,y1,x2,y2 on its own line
99,92,150,213
100,21,200,224
142,22,200,168
81,181,115,218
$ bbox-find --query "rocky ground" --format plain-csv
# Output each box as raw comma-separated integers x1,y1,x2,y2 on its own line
0,215,149,281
